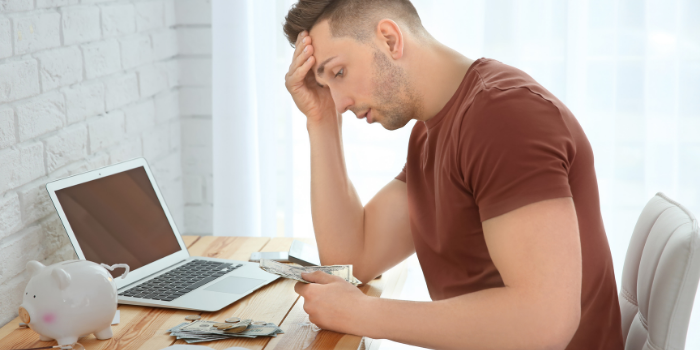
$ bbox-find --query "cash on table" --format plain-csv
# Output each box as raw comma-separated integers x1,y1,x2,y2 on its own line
168,319,283,344
259,259,361,286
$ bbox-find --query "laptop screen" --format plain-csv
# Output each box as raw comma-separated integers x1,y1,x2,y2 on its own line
55,166,182,277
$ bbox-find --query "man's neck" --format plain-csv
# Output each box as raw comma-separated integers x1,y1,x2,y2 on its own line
407,38,474,122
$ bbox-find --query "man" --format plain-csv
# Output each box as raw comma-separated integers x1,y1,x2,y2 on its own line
283,0,623,349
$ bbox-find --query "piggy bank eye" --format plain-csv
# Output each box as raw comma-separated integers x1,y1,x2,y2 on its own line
33,295,36,298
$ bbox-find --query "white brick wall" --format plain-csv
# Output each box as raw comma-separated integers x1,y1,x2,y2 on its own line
61,5,101,45
13,12,61,54
0,60,40,103
0,18,13,58
35,47,83,91
0,0,200,327
101,3,135,37
177,0,212,236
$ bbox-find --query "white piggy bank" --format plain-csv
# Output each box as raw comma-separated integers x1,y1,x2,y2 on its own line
18,260,129,346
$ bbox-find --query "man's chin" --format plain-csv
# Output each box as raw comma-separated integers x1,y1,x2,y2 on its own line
380,117,411,131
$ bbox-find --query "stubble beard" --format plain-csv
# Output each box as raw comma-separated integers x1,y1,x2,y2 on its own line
370,49,421,131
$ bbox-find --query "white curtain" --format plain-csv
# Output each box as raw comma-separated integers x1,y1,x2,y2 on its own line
212,0,293,237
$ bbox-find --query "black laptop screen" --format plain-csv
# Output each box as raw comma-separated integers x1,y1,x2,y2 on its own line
55,166,182,277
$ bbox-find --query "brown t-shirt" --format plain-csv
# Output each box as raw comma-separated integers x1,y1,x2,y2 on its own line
396,58,623,349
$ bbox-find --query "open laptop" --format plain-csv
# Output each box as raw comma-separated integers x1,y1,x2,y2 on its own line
45,157,279,312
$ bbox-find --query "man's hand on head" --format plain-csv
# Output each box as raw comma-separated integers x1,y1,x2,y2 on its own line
294,271,369,335
284,31,337,125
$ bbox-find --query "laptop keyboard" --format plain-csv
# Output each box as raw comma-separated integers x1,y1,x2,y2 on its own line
118,260,243,302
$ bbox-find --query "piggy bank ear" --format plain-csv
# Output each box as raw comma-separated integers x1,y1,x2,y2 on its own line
52,268,71,290
26,261,45,277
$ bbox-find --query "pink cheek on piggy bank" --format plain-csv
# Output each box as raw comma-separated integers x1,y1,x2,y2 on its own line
42,313,57,323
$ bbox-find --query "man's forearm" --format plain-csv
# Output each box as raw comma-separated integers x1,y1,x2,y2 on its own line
356,286,579,350
307,114,365,265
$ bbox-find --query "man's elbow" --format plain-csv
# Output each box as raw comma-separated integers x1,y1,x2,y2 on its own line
348,264,379,285
537,303,581,350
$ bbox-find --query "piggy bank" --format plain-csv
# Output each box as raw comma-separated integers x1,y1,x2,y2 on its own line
18,260,129,346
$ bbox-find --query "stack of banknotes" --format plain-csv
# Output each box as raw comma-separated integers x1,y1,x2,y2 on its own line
167,320,283,344
259,259,361,286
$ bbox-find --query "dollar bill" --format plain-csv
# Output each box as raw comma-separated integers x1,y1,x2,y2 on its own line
259,259,361,286
176,320,282,337
167,318,283,344
167,322,190,333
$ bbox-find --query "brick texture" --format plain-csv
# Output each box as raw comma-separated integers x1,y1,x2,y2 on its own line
0,0,205,328
0,60,40,103
16,92,66,141
177,0,212,236
104,73,139,110
63,81,105,124
124,99,156,134
61,5,101,45
135,1,164,32
88,111,125,152
102,3,136,37
0,0,33,12
35,47,83,92
0,108,15,149
13,12,61,54
82,40,121,79
0,18,11,59
120,34,153,69
45,125,88,172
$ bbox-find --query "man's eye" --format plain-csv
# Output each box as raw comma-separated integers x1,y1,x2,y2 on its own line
335,68,344,78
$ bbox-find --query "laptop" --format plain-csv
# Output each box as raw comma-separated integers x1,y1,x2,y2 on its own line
45,157,279,312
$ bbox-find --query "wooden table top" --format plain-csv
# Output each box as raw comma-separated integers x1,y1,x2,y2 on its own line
0,236,408,350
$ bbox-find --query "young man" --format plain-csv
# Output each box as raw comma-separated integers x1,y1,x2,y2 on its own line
283,0,623,349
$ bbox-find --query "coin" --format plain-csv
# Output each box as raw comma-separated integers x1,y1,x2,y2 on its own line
225,317,241,323
223,319,251,333
223,324,249,333
252,321,266,326
184,315,201,321
213,323,234,330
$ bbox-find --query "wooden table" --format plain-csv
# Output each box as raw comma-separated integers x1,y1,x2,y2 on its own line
0,237,408,350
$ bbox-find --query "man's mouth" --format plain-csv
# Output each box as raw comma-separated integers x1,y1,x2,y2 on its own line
356,109,374,124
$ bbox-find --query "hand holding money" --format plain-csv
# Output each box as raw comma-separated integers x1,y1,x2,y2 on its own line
293,270,370,336
259,259,361,286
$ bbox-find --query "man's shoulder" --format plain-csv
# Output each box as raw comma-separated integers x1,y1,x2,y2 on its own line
470,58,541,91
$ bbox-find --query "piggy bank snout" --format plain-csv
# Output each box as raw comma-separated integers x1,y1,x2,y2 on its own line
18,306,31,323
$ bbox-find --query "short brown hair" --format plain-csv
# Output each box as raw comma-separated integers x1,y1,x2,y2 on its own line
283,0,424,47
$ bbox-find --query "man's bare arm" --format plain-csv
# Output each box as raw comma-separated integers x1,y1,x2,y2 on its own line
285,31,414,282
308,114,414,282
298,197,582,350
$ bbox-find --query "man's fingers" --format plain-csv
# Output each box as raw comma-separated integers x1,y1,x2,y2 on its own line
301,271,339,284
294,281,310,295
294,30,306,51
291,55,315,84
292,43,313,71
292,31,311,64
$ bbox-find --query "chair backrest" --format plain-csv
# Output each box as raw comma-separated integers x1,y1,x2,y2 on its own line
619,193,700,350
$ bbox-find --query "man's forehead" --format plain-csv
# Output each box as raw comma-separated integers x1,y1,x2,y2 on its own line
309,21,337,73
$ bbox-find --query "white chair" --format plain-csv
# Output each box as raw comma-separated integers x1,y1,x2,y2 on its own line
619,193,700,349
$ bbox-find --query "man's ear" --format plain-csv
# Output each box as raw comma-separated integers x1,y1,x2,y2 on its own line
376,19,404,60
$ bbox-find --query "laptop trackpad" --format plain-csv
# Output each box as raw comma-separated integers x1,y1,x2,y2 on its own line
205,276,265,294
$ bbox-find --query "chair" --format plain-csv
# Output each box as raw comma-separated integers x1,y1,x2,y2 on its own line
619,192,700,349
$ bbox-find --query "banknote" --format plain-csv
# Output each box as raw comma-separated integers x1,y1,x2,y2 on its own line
167,317,283,344
176,320,281,337
259,259,361,286
167,322,190,333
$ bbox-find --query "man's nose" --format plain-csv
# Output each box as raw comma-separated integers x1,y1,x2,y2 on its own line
330,89,353,114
